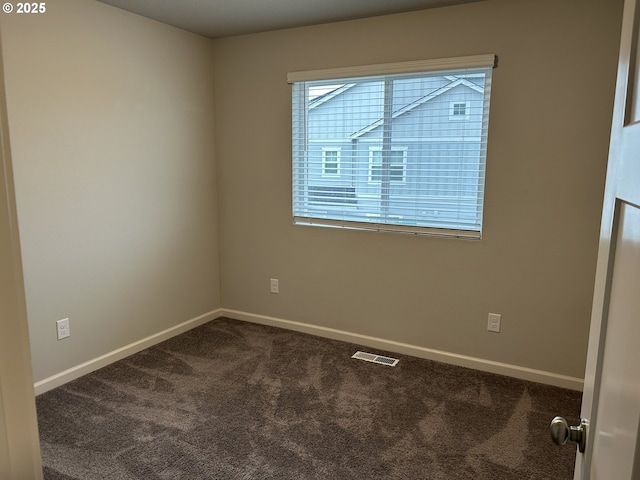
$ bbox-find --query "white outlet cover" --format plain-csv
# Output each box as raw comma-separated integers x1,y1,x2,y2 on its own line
56,318,70,340
487,313,501,333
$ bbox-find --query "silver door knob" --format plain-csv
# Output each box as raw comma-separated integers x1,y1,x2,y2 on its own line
550,416,588,453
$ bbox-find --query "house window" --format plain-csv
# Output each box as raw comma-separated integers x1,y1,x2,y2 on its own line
322,148,341,176
289,54,496,238
369,147,406,184
450,101,469,119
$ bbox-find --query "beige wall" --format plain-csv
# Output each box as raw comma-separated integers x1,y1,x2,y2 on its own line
213,0,623,379
0,35,42,478
0,0,220,383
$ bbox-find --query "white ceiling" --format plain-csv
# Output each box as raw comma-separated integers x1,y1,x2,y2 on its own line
96,0,483,39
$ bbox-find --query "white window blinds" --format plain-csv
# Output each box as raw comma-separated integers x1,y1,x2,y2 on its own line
289,54,496,238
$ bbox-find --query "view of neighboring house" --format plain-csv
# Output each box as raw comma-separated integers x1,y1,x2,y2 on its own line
295,72,489,231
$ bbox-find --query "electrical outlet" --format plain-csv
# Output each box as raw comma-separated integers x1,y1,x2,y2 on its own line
487,313,501,333
270,278,279,294
56,318,70,340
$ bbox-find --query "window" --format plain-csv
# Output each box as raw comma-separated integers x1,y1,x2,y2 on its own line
450,101,469,119
289,54,495,238
369,147,406,183
322,148,341,176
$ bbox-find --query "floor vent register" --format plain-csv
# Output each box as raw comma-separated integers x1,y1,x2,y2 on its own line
352,351,399,367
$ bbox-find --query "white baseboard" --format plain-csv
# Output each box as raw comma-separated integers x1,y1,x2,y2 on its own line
221,309,584,391
34,307,583,395
34,309,224,395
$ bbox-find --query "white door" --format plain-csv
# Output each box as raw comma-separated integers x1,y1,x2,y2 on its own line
566,0,640,478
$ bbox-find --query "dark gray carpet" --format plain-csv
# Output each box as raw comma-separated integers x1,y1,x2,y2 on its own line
37,317,580,479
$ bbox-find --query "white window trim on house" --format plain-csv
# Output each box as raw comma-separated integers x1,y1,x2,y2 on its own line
321,148,341,177
368,146,407,184
449,101,469,120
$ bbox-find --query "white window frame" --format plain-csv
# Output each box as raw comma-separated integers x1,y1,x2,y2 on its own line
368,146,407,184
289,53,496,239
449,101,469,120
321,148,341,177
